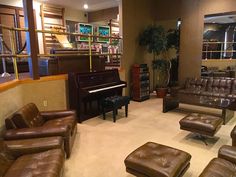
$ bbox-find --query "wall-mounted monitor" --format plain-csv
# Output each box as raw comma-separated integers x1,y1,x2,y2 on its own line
76,23,93,42
97,26,110,43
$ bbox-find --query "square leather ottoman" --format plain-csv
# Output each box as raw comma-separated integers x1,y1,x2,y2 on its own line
179,113,223,137
124,142,191,177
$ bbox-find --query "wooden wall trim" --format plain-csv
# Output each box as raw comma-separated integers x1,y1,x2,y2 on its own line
0,74,68,93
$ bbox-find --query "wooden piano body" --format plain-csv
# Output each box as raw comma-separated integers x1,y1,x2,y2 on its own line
68,69,127,123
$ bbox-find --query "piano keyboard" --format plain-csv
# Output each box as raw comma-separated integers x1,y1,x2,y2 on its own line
88,83,126,93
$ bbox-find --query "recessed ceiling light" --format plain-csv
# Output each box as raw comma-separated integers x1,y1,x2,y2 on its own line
83,4,88,9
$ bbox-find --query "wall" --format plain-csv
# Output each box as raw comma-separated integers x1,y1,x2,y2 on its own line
152,0,236,84
0,78,68,134
0,85,23,133
64,7,88,22
88,7,118,23
121,0,155,95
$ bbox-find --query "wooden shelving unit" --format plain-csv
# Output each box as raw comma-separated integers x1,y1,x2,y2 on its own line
131,64,150,101
40,4,65,54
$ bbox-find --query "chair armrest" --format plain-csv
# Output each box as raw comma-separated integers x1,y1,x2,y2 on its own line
218,145,236,164
40,110,76,120
170,86,182,96
231,126,236,138
4,125,70,140
4,136,63,158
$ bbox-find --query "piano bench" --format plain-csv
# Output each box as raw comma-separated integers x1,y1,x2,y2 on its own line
101,96,130,122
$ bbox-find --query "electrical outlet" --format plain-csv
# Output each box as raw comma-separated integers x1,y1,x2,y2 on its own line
43,100,48,107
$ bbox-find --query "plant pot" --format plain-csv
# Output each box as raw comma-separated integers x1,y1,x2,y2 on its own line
156,88,168,98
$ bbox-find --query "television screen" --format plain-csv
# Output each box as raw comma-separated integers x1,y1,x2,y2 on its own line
98,26,110,43
76,23,93,42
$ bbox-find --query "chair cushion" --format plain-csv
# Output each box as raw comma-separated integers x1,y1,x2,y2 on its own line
0,141,15,177
4,136,64,158
102,96,130,107
199,158,236,177
4,149,64,177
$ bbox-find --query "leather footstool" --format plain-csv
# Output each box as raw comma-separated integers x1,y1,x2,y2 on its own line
4,136,64,157
124,142,191,177
102,96,130,122
179,113,223,137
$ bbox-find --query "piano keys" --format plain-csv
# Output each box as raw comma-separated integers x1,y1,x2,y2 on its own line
68,69,127,123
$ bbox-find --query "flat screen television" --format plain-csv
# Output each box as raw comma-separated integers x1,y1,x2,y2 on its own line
97,26,110,43
76,23,93,42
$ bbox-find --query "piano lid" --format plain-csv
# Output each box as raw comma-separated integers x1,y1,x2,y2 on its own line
76,69,121,88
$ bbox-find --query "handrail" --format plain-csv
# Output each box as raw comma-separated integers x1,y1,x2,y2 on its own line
0,24,123,80
0,24,122,39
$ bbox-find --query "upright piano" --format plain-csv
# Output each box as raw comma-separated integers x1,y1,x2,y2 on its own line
68,69,127,123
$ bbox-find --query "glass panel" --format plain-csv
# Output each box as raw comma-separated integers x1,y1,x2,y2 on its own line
203,13,236,60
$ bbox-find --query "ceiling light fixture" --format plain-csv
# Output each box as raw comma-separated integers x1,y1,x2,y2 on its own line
83,4,88,10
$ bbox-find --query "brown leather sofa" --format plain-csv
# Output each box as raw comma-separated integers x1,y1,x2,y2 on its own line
0,140,65,177
199,145,236,177
3,103,77,158
175,77,235,98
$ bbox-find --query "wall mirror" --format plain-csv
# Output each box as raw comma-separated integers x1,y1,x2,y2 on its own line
202,12,236,60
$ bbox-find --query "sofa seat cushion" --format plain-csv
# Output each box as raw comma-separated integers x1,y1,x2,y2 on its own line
201,91,227,98
43,116,76,132
124,142,191,177
4,149,65,177
199,158,236,177
178,89,201,95
227,94,236,99
179,113,223,137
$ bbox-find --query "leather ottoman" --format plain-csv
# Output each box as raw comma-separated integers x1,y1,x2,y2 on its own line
124,142,191,177
4,136,64,158
179,113,223,137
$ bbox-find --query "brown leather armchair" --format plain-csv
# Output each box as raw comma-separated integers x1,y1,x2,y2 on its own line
0,140,65,177
3,103,77,158
199,145,236,177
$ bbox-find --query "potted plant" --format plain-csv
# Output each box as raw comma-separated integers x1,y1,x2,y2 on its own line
139,25,171,98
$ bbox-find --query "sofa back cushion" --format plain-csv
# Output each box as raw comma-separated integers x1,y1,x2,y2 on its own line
0,141,14,176
5,117,17,130
231,79,236,95
12,103,45,128
185,78,208,92
207,78,232,94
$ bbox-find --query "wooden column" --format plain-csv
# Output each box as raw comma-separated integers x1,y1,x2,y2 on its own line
22,0,39,79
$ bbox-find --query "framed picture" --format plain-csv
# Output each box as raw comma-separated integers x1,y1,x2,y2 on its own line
97,26,110,43
76,23,93,42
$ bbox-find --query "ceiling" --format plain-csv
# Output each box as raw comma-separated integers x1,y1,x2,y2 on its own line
37,0,120,11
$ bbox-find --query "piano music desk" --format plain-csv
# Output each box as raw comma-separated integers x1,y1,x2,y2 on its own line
101,96,130,122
